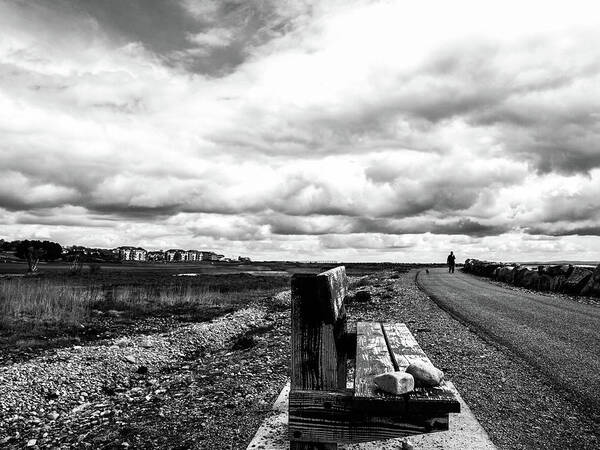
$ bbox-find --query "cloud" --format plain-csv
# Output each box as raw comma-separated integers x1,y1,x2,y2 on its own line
319,234,416,251
2,1,600,261
187,28,235,48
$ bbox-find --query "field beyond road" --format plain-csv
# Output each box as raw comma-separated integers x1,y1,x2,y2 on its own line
417,268,600,415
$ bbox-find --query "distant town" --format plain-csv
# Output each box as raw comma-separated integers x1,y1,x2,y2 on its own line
115,246,250,263
0,239,251,264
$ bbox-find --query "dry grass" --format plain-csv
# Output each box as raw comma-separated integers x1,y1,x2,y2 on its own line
95,282,252,317
0,278,97,330
0,277,262,332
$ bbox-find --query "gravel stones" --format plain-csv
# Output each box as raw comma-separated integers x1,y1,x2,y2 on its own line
0,305,272,448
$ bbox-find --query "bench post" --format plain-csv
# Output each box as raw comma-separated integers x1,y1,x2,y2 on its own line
290,267,348,449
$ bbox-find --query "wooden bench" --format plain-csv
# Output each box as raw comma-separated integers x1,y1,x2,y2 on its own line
289,266,460,448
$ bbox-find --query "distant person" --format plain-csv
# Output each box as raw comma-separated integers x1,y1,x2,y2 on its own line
447,251,456,273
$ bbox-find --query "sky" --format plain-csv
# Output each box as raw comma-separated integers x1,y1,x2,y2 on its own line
1,0,600,262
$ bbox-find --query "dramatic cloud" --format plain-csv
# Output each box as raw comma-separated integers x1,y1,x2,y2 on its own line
1,0,600,261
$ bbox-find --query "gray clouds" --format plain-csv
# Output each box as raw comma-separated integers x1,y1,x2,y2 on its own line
2,0,600,261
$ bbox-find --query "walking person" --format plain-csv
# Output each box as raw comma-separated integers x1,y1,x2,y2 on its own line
447,251,456,273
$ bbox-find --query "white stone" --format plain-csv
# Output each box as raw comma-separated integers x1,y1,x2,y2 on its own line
406,361,444,386
373,371,414,395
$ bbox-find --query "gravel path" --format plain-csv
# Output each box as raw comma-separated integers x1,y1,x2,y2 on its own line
416,268,600,414
399,270,599,449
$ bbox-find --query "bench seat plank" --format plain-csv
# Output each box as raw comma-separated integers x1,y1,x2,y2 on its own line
383,322,461,414
354,321,396,399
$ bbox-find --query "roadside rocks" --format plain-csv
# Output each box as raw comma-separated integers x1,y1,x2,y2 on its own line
563,267,593,295
464,259,502,277
581,265,600,297
464,258,599,298
495,266,516,284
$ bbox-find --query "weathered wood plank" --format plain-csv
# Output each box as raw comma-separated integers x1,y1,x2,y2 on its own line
290,267,349,449
290,389,445,417
354,322,395,398
383,323,461,413
291,271,348,391
382,322,429,368
289,389,449,443
316,266,348,324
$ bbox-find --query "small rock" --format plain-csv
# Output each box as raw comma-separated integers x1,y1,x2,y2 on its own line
232,335,256,351
402,439,414,450
45,391,59,400
27,439,37,447
47,411,59,421
374,371,414,395
139,338,153,348
123,355,136,364
354,290,372,302
406,361,444,387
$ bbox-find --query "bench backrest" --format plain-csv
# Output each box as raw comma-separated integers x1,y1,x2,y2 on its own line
291,266,348,391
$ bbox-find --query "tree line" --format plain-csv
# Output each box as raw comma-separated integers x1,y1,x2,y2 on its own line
1,239,63,261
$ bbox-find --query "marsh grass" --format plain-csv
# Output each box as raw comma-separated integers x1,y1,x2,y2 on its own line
95,283,250,318
0,276,274,333
0,278,97,330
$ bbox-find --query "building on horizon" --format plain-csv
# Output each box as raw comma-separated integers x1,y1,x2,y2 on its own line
201,251,224,261
147,251,165,262
186,250,201,262
165,249,185,262
117,246,147,261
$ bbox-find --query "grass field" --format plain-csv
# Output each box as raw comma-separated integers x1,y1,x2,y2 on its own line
0,261,429,349
0,264,290,347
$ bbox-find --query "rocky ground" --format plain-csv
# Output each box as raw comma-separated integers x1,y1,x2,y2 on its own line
1,270,598,449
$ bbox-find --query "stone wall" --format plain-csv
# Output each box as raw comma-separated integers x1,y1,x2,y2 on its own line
462,258,600,297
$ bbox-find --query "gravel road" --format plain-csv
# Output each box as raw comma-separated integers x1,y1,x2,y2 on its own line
417,268,600,417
